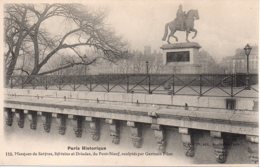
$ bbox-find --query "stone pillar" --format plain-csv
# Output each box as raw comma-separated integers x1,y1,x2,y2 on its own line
57,114,67,135
85,117,100,141
4,108,14,126
15,109,25,128
210,131,227,163
151,124,166,153
127,121,142,148
246,135,258,164
72,115,84,138
42,112,52,133
179,127,194,157
28,111,38,130
106,119,120,144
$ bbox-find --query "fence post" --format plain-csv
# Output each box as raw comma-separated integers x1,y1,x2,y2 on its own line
172,74,175,95
58,75,61,90
199,74,202,96
107,75,110,92
127,75,129,93
231,74,234,97
45,76,48,90
85,75,88,88
10,76,13,89
73,76,76,91
89,76,92,91
32,76,35,89
248,74,251,90
148,75,151,94
21,76,24,89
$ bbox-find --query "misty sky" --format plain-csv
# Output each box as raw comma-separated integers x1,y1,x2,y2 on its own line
85,0,258,61
5,0,258,62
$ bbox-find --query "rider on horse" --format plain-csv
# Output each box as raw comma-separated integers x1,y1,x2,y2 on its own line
176,4,186,31
162,5,199,43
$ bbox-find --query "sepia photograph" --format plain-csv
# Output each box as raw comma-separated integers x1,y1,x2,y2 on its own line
1,0,259,166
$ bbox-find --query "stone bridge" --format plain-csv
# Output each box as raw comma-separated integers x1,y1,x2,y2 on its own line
4,88,258,164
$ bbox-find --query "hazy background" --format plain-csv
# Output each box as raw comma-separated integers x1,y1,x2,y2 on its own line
83,0,259,62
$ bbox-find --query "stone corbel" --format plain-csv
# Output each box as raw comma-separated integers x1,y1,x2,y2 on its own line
246,135,258,164
85,117,100,141
15,109,25,128
127,121,142,148
106,119,120,144
56,114,67,135
72,115,84,138
42,112,52,133
27,111,38,130
210,131,227,163
4,108,14,126
151,124,166,153
179,127,195,157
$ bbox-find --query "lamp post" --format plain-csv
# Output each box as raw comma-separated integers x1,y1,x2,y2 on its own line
244,44,252,90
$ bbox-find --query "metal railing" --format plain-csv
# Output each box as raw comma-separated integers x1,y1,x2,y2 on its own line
6,73,258,97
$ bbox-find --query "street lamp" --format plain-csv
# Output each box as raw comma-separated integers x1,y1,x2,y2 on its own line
244,44,252,90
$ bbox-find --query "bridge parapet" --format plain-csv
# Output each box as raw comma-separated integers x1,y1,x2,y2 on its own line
6,88,258,111
4,90,258,135
4,88,259,164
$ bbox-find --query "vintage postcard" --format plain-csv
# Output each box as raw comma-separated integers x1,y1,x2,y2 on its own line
0,0,259,166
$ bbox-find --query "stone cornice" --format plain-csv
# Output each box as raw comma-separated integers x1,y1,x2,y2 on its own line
161,42,201,50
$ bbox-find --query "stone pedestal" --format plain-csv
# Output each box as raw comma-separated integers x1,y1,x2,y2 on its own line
161,42,201,74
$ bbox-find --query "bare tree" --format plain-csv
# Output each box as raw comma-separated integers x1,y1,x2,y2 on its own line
106,50,165,74
4,4,128,83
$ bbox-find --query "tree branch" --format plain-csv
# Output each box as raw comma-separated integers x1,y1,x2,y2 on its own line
38,58,97,75
59,28,82,46
14,67,30,75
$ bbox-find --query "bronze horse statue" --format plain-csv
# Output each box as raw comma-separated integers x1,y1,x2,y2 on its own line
162,9,199,43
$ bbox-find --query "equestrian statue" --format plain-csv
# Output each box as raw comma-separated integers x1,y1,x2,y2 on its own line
162,5,199,43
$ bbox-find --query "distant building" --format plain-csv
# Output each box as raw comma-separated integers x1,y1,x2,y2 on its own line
144,45,151,56
220,56,233,74
197,50,221,74
220,45,258,74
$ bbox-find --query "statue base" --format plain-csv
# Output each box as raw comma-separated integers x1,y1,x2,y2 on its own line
160,42,201,74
